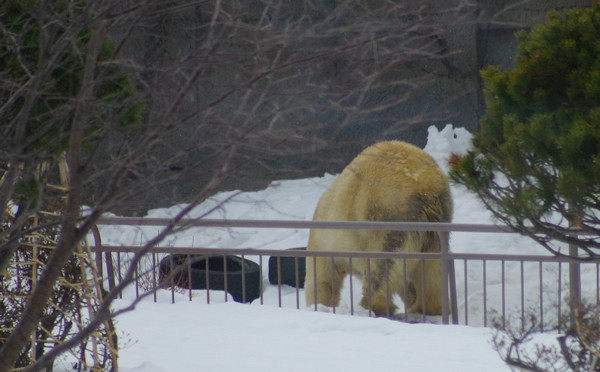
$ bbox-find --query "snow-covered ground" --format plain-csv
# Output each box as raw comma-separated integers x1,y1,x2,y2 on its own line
61,125,598,371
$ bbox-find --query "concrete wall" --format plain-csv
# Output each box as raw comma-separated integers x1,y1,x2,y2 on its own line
106,0,592,215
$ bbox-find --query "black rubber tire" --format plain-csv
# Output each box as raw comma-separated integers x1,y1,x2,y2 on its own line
268,247,306,288
159,254,261,303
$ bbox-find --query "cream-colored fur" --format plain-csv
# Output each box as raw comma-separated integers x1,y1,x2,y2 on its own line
304,141,452,317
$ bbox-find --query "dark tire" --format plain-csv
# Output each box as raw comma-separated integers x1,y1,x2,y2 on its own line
268,248,306,288
159,254,261,303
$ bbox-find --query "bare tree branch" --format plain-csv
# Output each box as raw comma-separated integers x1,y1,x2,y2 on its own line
0,1,480,369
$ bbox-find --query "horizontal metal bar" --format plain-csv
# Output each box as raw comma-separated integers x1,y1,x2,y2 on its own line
89,245,599,263
97,217,516,233
90,245,442,259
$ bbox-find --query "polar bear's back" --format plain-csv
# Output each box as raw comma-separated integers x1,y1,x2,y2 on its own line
314,140,452,223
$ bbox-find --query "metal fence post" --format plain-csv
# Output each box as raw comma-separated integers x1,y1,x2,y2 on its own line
449,259,459,324
569,243,581,320
439,231,458,325
569,213,582,326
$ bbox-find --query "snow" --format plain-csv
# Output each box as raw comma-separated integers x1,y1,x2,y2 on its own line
59,124,598,371
115,298,508,372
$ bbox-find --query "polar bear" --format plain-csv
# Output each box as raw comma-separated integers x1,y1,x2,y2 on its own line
304,140,452,317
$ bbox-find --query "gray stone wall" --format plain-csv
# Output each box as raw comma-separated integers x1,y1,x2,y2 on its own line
105,0,592,216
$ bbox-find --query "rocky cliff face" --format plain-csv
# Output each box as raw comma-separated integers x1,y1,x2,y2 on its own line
99,0,591,216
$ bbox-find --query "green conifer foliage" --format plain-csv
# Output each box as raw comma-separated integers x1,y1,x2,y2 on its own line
0,0,144,160
450,2,600,257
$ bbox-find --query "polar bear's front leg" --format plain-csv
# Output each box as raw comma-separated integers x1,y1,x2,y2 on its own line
305,256,348,308
359,258,398,317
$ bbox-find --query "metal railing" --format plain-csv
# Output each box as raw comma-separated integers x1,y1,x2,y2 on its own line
90,217,600,330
